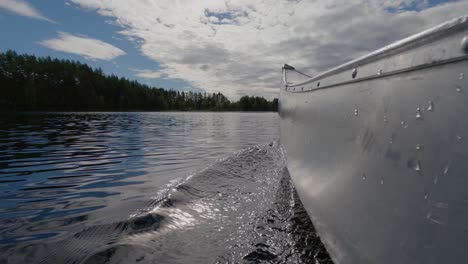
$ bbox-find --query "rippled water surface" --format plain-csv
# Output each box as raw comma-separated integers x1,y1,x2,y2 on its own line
0,112,331,264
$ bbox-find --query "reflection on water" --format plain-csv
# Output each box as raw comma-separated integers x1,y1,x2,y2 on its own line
0,112,331,263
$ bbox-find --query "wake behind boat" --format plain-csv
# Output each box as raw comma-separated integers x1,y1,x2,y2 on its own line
280,16,468,263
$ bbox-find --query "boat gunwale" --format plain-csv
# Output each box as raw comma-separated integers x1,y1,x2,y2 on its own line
285,15,468,89
286,55,468,92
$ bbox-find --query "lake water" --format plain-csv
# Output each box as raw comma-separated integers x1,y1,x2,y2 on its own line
0,112,331,264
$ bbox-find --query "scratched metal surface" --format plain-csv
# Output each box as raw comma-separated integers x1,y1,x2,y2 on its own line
280,16,468,264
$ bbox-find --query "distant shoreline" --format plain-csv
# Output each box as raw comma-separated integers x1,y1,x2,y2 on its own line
1,50,278,112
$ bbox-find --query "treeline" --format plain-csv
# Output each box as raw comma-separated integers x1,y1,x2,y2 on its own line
0,50,278,112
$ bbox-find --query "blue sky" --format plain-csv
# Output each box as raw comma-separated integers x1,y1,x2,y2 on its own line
0,0,466,99
0,1,200,92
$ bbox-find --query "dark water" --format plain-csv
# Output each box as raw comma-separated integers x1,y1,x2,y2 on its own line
0,112,331,264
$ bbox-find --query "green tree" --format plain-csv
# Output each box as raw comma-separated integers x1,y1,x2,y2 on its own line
0,50,278,112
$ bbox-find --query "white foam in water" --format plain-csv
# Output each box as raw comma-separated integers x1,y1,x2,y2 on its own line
1,142,331,264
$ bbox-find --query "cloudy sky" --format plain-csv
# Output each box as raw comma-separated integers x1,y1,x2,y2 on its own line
0,0,467,99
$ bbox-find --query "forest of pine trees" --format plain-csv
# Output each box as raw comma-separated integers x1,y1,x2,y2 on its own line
0,50,278,112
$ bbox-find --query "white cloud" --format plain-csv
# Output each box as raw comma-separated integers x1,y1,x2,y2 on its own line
39,31,126,61
70,0,468,99
0,0,54,23
130,68,166,79
381,0,428,10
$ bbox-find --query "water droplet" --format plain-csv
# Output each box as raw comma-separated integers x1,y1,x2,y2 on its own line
416,144,422,150
301,87,304,91
432,202,449,209
416,108,422,119
433,175,439,184
460,73,464,80
424,194,429,200
362,173,367,180
352,68,357,79
380,178,384,185
378,69,383,76
456,85,462,93
408,159,422,172
457,135,463,142
401,120,408,128
426,101,434,112
426,211,432,219
317,82,320,87
443,163,450,175
384,115,388,123
414,161,421,171
354,108,358,116
389,138,393,144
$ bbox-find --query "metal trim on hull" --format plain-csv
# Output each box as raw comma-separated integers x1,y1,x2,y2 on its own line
284,15,468,92
287,55,468,92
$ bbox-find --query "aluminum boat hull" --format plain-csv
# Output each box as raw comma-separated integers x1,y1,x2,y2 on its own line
280,16,468,264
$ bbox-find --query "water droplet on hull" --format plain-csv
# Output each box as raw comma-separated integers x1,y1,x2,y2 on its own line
416,144,421,150
414,161,421,171
426,211,432,219
401,121,408,128
426,101,434,112
416,108,422,119
354,109,358,116
407,159,422,172
426,211,444,225
443,163,450,175
352,68,357,79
